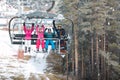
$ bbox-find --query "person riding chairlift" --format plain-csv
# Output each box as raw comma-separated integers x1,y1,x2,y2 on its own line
44,28,56,52
35,24,45,52
23,22,34,53
53,20,66,50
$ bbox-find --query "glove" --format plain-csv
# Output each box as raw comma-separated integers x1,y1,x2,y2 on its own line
23,22,25,26
53,20,55,23
32,23,34,26
45,28,48,30
41,24,44,27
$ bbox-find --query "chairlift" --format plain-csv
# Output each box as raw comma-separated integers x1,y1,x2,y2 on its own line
8,12,73,54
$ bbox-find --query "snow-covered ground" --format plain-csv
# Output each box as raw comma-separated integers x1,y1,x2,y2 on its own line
0,30,63,80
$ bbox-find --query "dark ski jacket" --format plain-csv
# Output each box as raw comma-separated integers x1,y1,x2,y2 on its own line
53,20,66,39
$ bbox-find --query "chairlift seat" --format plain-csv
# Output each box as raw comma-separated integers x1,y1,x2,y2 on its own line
12,34,38,45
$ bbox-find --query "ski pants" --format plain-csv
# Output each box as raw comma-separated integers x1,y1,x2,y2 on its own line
45,40,55,50
36,39,45,49
25,40,31,48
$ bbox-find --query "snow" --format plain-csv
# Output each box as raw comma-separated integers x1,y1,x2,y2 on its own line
0,0,18,15
0,30,49,79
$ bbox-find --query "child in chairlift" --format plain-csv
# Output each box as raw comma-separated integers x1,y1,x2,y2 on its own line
35,24,45,52
44,28,56,52
23,22,34,53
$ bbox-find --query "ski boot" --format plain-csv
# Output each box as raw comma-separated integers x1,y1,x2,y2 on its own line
28,47,31,53
45,49,48,53
42,49,46,53
25,47,27,53
36,49,39,53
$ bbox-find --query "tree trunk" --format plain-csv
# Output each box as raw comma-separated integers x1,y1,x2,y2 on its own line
66,53,69,80
103,33,106,80
96,33,100,80
72,33,75,80
74,26,79,80
100,35,104,80
91,36,94,79
81,46,84,79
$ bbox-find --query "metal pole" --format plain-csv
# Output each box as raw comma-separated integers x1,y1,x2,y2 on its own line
64,18,74,80
58,39,60,54
17,0,24,32
66,38,70,80
17,0,23,50
65,18,74,34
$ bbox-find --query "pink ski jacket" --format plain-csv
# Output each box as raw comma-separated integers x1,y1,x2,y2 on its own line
23,25,34,40
36,25,45,39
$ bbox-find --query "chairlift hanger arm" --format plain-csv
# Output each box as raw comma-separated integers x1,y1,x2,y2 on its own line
26,16,55,19
46,0,55,12
8,16,21,43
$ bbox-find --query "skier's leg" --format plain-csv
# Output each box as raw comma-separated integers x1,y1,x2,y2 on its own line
28,40,31,53
24,40,28,53
45,40,49,52
50,40,55,50
41,39,45,52
36,39,40,52
61,40,66,50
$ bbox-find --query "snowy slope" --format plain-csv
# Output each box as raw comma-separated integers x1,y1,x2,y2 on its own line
0,30,48,80
0,30,65,80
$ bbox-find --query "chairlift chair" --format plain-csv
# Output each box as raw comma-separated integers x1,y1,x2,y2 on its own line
8,12,73,54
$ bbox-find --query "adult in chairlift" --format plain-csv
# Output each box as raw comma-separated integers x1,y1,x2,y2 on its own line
53,20,66,50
